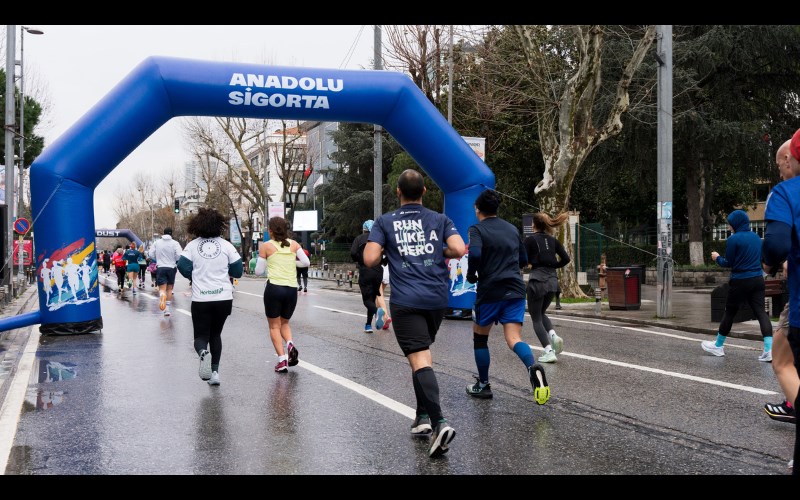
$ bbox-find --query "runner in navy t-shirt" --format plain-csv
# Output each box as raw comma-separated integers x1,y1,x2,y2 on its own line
364,169,465,459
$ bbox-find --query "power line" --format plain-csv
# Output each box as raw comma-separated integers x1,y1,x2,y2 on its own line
339,25,366,69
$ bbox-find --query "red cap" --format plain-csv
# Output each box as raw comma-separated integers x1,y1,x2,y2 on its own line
791,128,800,161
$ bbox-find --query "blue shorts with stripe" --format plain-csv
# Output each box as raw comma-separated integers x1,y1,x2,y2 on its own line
472,298,526,327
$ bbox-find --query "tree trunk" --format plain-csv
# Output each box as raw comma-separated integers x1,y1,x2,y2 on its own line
686,160,706,265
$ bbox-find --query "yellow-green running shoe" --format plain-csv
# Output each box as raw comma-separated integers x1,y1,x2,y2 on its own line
528,363,550,405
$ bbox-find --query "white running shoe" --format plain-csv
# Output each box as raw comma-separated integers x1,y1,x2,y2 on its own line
208,371,220,386
199,350,212,381
538,350,558,363
701,340,725,357
549,331,564,355
758,350,772,362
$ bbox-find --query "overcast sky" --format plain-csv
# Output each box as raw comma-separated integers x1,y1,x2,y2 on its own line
18,25,376,229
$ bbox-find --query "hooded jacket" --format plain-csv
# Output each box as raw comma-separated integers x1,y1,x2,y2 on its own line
714,210,763,280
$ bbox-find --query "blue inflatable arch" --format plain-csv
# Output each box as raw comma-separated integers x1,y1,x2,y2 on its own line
11,56,494,334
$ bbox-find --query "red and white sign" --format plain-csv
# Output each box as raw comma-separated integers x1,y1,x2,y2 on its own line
13,239,32,266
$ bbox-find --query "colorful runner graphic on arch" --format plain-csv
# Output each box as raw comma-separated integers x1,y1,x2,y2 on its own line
37,239,98,311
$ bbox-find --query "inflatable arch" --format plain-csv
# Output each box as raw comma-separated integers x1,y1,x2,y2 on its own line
6,56,494,334
95,229,143,248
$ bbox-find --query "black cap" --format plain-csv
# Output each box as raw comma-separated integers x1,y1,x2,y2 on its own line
163,227,173,235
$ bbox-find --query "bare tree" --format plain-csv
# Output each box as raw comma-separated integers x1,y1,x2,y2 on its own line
509,25,657,296
383,25,449,107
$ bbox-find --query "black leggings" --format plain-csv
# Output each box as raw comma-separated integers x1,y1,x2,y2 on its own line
788,327,800,476
116,268,126,288
191,300,233,368
719,276,773,339
526,288,555,348
297,267,308,289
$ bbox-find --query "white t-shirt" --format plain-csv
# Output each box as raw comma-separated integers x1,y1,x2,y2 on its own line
153,235,183,268
181,237,241,302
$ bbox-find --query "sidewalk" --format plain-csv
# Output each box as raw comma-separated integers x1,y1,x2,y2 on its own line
547,283,769,342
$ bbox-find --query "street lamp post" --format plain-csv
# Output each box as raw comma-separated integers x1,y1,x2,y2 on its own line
17,26,44,282
4,26,16,302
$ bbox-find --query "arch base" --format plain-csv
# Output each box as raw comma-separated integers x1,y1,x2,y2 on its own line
40,318,103,336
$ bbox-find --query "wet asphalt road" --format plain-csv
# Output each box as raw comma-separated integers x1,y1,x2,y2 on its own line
3,272,795,475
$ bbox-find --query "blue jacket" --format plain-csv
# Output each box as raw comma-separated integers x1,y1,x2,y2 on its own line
715,210,763,280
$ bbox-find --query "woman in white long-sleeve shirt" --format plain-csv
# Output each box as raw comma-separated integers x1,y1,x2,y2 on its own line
255,216,310,373
177,208,244,386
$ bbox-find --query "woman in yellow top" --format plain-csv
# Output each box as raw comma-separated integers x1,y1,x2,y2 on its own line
255,216,310,373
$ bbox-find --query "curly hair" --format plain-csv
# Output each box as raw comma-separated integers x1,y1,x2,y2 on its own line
533,212,569,235
187,207,228,238
268,216,291,248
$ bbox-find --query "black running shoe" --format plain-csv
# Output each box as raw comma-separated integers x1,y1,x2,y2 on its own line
465,377,493,399
287,343,299,367
764,400,796,424
429,420,456,458
410,414,432,436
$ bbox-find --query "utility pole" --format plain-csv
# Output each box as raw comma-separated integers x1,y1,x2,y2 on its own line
656,25,673,318
447,25,453,124
4,26,16,302
373,25,383,221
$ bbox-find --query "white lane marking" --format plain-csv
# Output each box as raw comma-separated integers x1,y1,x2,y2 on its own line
552,317,757,351
235,290,262,298
298,360,415,420
529,347,777,396
0,325,42,472
314,306,777,396
314,306,364,317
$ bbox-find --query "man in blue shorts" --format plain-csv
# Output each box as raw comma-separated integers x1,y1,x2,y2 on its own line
363,169,466,459
464,189,550,405
762,127,800,475
152,227,183,317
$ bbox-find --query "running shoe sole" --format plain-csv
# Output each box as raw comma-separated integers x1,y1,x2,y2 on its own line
159,293,167,311
529,363,550,405
288,344,299,366
199,350,212,381
382,318,392,330
429,426,456,458
376,308,385,330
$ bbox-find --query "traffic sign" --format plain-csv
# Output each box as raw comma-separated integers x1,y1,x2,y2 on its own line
13,217,30,235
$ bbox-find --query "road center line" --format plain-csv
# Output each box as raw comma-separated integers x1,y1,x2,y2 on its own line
551,317,757,350
297,360,415,420
312,306,775,396
535,347,777,395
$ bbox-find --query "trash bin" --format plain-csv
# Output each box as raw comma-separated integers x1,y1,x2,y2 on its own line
606,266,641,310
709,282,756,323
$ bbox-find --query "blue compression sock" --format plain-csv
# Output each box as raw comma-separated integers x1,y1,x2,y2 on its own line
715,333,727,348
512,341,535,369
763,336,773,352
474,348,490,384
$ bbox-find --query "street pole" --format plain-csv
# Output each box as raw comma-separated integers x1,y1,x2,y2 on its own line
656,25,673,318
17,27,42,282
373,25,382,221
447,25,453,125
5,26,16,301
